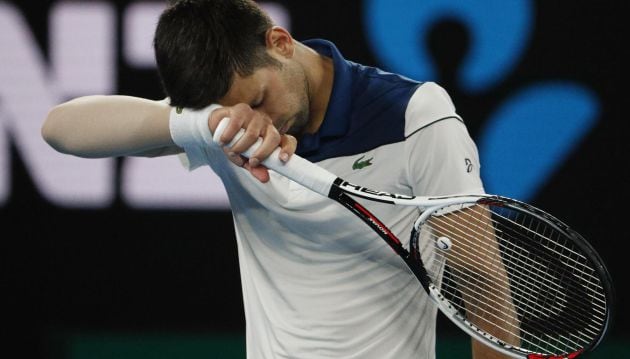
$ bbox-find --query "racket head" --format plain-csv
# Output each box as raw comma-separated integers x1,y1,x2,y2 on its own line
411,195,614,358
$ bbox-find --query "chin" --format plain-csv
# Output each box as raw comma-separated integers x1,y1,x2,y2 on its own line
286,121,308,137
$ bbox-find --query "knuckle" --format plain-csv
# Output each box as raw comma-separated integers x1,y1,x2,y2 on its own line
282,134,297,147
233,103,250,112
285,134,297,143
232,104,253,120
267,128,281,142
240,130,258,143
250,112,263,125
256,111,272,125
228,115,244,129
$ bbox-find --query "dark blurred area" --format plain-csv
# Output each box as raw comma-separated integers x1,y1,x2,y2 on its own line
1,0,626,357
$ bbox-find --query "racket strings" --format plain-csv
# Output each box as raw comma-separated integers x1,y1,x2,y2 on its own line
496,223,607,319
460,205,605,346
437,275,581,353
427,227,583,351
433,212,603,328
493,208,602,282
432,207,594,296
438,261,591,352
485,210,608,321
429,213,576,319
445,272,579,352
484,213,608,346
429,239,591,353
436,205,606,331
419,202,608,355
432,204,606,316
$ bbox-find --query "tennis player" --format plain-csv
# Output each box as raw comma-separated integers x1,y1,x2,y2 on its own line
42,0,508,357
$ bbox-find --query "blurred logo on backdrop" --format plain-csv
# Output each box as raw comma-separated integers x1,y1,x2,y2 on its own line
0,0,599,209
364,0,599,200
0,1,288,209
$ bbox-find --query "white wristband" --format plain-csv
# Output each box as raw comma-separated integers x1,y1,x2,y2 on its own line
169,104,222,148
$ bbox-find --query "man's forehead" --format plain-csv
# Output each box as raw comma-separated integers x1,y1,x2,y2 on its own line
220,71,264,106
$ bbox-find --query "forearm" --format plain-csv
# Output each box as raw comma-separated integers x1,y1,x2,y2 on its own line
472,340,513,359
437,207,520,358
467,280,519,359
42,95,179,158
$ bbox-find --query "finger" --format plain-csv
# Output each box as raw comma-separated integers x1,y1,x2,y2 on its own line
244,161,270,183
211,104,251,145
208,106,230,135
229,112,268,154
222,146,245,167
278,134,297,162
224,140,270,183
248,123,281,167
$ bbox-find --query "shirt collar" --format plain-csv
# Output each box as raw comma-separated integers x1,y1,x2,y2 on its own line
297,39,353,155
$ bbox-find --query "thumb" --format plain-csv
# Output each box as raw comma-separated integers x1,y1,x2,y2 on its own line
244,161,270,183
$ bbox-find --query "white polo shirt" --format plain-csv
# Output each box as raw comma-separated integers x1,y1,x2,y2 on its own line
170,40,484,359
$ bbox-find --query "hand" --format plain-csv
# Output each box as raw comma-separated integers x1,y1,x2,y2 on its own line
208,104,297,183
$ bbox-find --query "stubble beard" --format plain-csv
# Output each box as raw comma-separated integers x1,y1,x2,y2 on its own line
285,66,311,138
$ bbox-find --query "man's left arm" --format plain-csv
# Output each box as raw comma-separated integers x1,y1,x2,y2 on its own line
404,83,517,358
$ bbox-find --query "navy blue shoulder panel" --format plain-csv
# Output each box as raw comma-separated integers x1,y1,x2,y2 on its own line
297,40,421,162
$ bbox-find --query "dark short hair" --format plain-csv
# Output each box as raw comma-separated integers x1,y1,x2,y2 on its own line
154,0,280,109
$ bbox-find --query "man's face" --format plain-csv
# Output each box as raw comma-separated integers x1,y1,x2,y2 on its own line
219,60,311,137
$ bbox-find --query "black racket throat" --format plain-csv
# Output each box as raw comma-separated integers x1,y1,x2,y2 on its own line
332,189,432,293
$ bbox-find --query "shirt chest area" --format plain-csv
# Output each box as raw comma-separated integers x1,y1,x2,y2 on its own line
225,141,411,218
230,142,416,257
316,142,410,195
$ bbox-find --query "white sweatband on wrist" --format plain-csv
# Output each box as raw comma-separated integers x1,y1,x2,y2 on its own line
169,104,222,148
169,104,222,171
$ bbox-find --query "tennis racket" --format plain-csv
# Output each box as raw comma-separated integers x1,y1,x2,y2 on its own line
213,119,614,359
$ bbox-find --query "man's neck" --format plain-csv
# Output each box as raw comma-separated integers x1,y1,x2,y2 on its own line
296,42,334,134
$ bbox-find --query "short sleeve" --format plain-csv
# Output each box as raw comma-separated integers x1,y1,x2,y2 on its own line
406,119,484,196
403,83,485,196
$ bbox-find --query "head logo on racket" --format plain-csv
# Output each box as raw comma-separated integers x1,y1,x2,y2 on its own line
338,180,415,200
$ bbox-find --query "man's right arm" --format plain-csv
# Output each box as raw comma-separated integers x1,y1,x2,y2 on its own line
42,95,297,182
41,95,180,158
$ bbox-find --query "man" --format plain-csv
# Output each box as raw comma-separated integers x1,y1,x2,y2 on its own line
42,0,503,357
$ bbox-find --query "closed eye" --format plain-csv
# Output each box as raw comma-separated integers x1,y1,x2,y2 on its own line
251,89,265,109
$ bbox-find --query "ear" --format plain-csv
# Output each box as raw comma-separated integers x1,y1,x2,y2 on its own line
265,26,295,58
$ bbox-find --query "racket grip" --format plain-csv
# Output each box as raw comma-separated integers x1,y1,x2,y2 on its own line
213,118,337,197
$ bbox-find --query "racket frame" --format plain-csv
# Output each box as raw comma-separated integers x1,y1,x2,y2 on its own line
333,188,613,359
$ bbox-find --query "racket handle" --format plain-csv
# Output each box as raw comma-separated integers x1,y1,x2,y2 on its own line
212,118,337,197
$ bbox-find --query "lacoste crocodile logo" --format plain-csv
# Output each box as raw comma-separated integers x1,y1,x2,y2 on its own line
352,155,373,170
